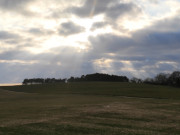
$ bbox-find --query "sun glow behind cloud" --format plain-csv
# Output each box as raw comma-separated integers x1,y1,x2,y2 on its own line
38,14,113,52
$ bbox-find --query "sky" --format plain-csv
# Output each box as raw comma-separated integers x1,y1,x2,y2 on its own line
0,0,180,84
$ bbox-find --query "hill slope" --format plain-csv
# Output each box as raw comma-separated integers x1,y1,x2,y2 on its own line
1,82,180,99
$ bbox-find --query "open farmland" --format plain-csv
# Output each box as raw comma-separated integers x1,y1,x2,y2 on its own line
0,82,180,135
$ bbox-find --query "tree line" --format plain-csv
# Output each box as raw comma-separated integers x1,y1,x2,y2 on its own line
142,71,180,87
22,78,66,85
22,71,180,87
67,73,129,82
22,73,129,85
130,71,180,87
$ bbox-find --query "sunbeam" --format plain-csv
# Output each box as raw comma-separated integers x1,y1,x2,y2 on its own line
89,0,97,18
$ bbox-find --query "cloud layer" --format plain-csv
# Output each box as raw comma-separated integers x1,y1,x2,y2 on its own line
0,0,180,84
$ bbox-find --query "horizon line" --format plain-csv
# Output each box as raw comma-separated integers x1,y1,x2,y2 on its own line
0,83,22,86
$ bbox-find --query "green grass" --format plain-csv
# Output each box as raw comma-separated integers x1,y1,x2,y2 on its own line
2,82,180,99
0,82,180,135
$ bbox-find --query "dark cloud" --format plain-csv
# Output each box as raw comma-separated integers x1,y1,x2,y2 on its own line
0,49,33,61
28,28,54,35
89,34,133,54
106,2,141,20
157,63,176,71
0,31,21,47
89,29,180,58
111,61,124,70
59,22,85,36
0,31,19,40
0,31,39,50
68,0,141,20
0,0,31,9
28,28,44,35
91,22,107,31
0,0,35,15
68,0,112,17
151,17,180,32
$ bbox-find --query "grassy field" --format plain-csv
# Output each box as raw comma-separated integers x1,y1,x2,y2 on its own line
0,82,180,135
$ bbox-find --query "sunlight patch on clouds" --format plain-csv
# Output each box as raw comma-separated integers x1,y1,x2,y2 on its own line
0,60,38,65
0,12,24,31
0,43,16,52
165,0,180,15
72,14,104,30
42,20,58,30
120,61,148,78
92,59,154,78
120,61,135,72
157,61,179,69
123,20,147,31
121,14,151,31
73,15,124,37
136,0,180,19
93,58,114,73
42,36,63,49
91,26,114,36
93,58,113,68
28,0,83,16
39,35,89,53
57,62,62,66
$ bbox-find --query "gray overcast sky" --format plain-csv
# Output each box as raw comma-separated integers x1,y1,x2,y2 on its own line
0,0,180,84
